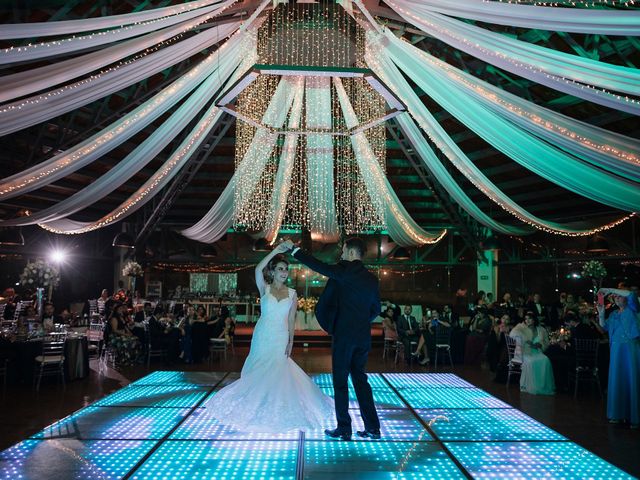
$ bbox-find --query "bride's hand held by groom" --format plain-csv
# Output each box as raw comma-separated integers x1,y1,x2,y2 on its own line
279,239,295,253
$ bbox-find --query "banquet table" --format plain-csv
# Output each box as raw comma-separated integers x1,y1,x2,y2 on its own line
3,333,89,385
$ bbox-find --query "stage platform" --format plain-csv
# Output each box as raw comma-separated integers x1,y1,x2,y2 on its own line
0,371,633,479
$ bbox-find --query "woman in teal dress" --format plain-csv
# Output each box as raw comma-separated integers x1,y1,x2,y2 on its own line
597,288,640,428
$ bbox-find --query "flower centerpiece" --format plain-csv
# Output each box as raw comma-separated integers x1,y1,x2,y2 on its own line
297,296,318,314
122,261,144,277
20,259,60,301
582,260,607,299
122,260,144,292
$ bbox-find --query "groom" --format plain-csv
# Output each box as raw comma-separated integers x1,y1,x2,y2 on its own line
283,238,381,440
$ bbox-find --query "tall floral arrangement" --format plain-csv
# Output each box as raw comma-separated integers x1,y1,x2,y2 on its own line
582,260,607,299
297,296,318,314
19,260,60,288
122,261,144,277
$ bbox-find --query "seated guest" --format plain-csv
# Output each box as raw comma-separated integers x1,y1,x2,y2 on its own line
464,312,492,365
547,311,601,392
381,307,398,342
414,309,451,366
131,311,147,344
207,305,227,340
487,314,511,372
148,306,181,363
219,316,236,346
59,308,72,325
397,305,420,364
510,312,555,395
441,304,460,329
526,293,551,328
106,305,142,366
41,302,60,333
191,307,209,363
180,305,198,363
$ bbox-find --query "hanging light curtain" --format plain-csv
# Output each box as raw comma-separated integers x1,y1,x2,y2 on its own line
0,0,228,39
234,77,302,220
384,0,640,115
334,77,446,246
183,76,303,244
0,26,243,200
0,1,235,64
0,22,240,135
305,76,340,243
262,85,305,243
382,30,640,213
393,0,640,36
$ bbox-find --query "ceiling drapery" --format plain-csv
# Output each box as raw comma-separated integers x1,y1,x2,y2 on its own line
0,0,637,246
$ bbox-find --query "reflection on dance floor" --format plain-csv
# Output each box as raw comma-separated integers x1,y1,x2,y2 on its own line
0,372,633,479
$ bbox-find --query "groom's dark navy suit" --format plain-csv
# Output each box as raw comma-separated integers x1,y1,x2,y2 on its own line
293,249,381,434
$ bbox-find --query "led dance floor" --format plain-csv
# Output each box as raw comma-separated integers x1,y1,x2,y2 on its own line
0,372,634,479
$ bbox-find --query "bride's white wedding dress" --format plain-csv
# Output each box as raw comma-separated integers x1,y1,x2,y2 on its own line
202,285,334,432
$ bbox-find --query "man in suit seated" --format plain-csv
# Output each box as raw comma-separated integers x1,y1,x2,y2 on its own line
396,305,420,364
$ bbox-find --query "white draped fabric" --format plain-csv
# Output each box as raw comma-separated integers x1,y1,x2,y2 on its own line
396,0,640,36
0,2,234,65
0,54,237,227
0,23,239,135
37,39,259,234
367,35,635,235
334,77,445,246
262,85,305,243
234,78,301,219
0,15,237,103
305,77,340,243
183,73,302,245
0,0,227,39
39,108,225,234
382,30,640,213
385,0,640,114
407,49,640,182
0,26,243,200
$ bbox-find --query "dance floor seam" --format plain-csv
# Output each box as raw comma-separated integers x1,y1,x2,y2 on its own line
2,371,634,479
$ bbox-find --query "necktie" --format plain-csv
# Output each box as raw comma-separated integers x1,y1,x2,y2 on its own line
406,315,412,330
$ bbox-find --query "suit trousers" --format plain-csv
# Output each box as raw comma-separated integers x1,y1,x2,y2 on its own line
331,341,380,433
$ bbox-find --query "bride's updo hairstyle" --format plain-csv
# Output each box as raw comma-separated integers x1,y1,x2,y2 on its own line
263,254,289,284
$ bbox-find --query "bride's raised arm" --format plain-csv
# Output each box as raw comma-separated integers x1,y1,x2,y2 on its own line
254,241,290,297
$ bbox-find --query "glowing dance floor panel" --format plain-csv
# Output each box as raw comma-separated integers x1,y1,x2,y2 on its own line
1,372,634,479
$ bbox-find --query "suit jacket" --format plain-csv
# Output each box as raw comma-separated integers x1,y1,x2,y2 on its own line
293,249,380,346
396,314,418,338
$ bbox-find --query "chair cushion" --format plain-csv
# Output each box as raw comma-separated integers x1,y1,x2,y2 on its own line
35,355,64,364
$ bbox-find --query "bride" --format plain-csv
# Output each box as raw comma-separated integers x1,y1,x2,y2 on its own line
202,242,334,432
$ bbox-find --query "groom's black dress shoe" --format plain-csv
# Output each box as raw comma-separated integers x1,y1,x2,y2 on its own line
324,428,352,441
356,429,381,439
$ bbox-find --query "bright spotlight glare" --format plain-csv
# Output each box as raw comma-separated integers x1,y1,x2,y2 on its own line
50,249,67,264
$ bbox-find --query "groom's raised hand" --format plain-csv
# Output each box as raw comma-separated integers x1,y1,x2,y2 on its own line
281,239,295,253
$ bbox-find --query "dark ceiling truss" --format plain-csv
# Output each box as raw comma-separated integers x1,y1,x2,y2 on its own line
134,112,235,248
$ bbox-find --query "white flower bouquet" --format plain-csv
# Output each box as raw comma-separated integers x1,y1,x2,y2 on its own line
122,260,144,277
20,260,60,288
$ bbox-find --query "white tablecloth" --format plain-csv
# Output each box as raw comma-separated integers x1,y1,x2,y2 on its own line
295,311,322,331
